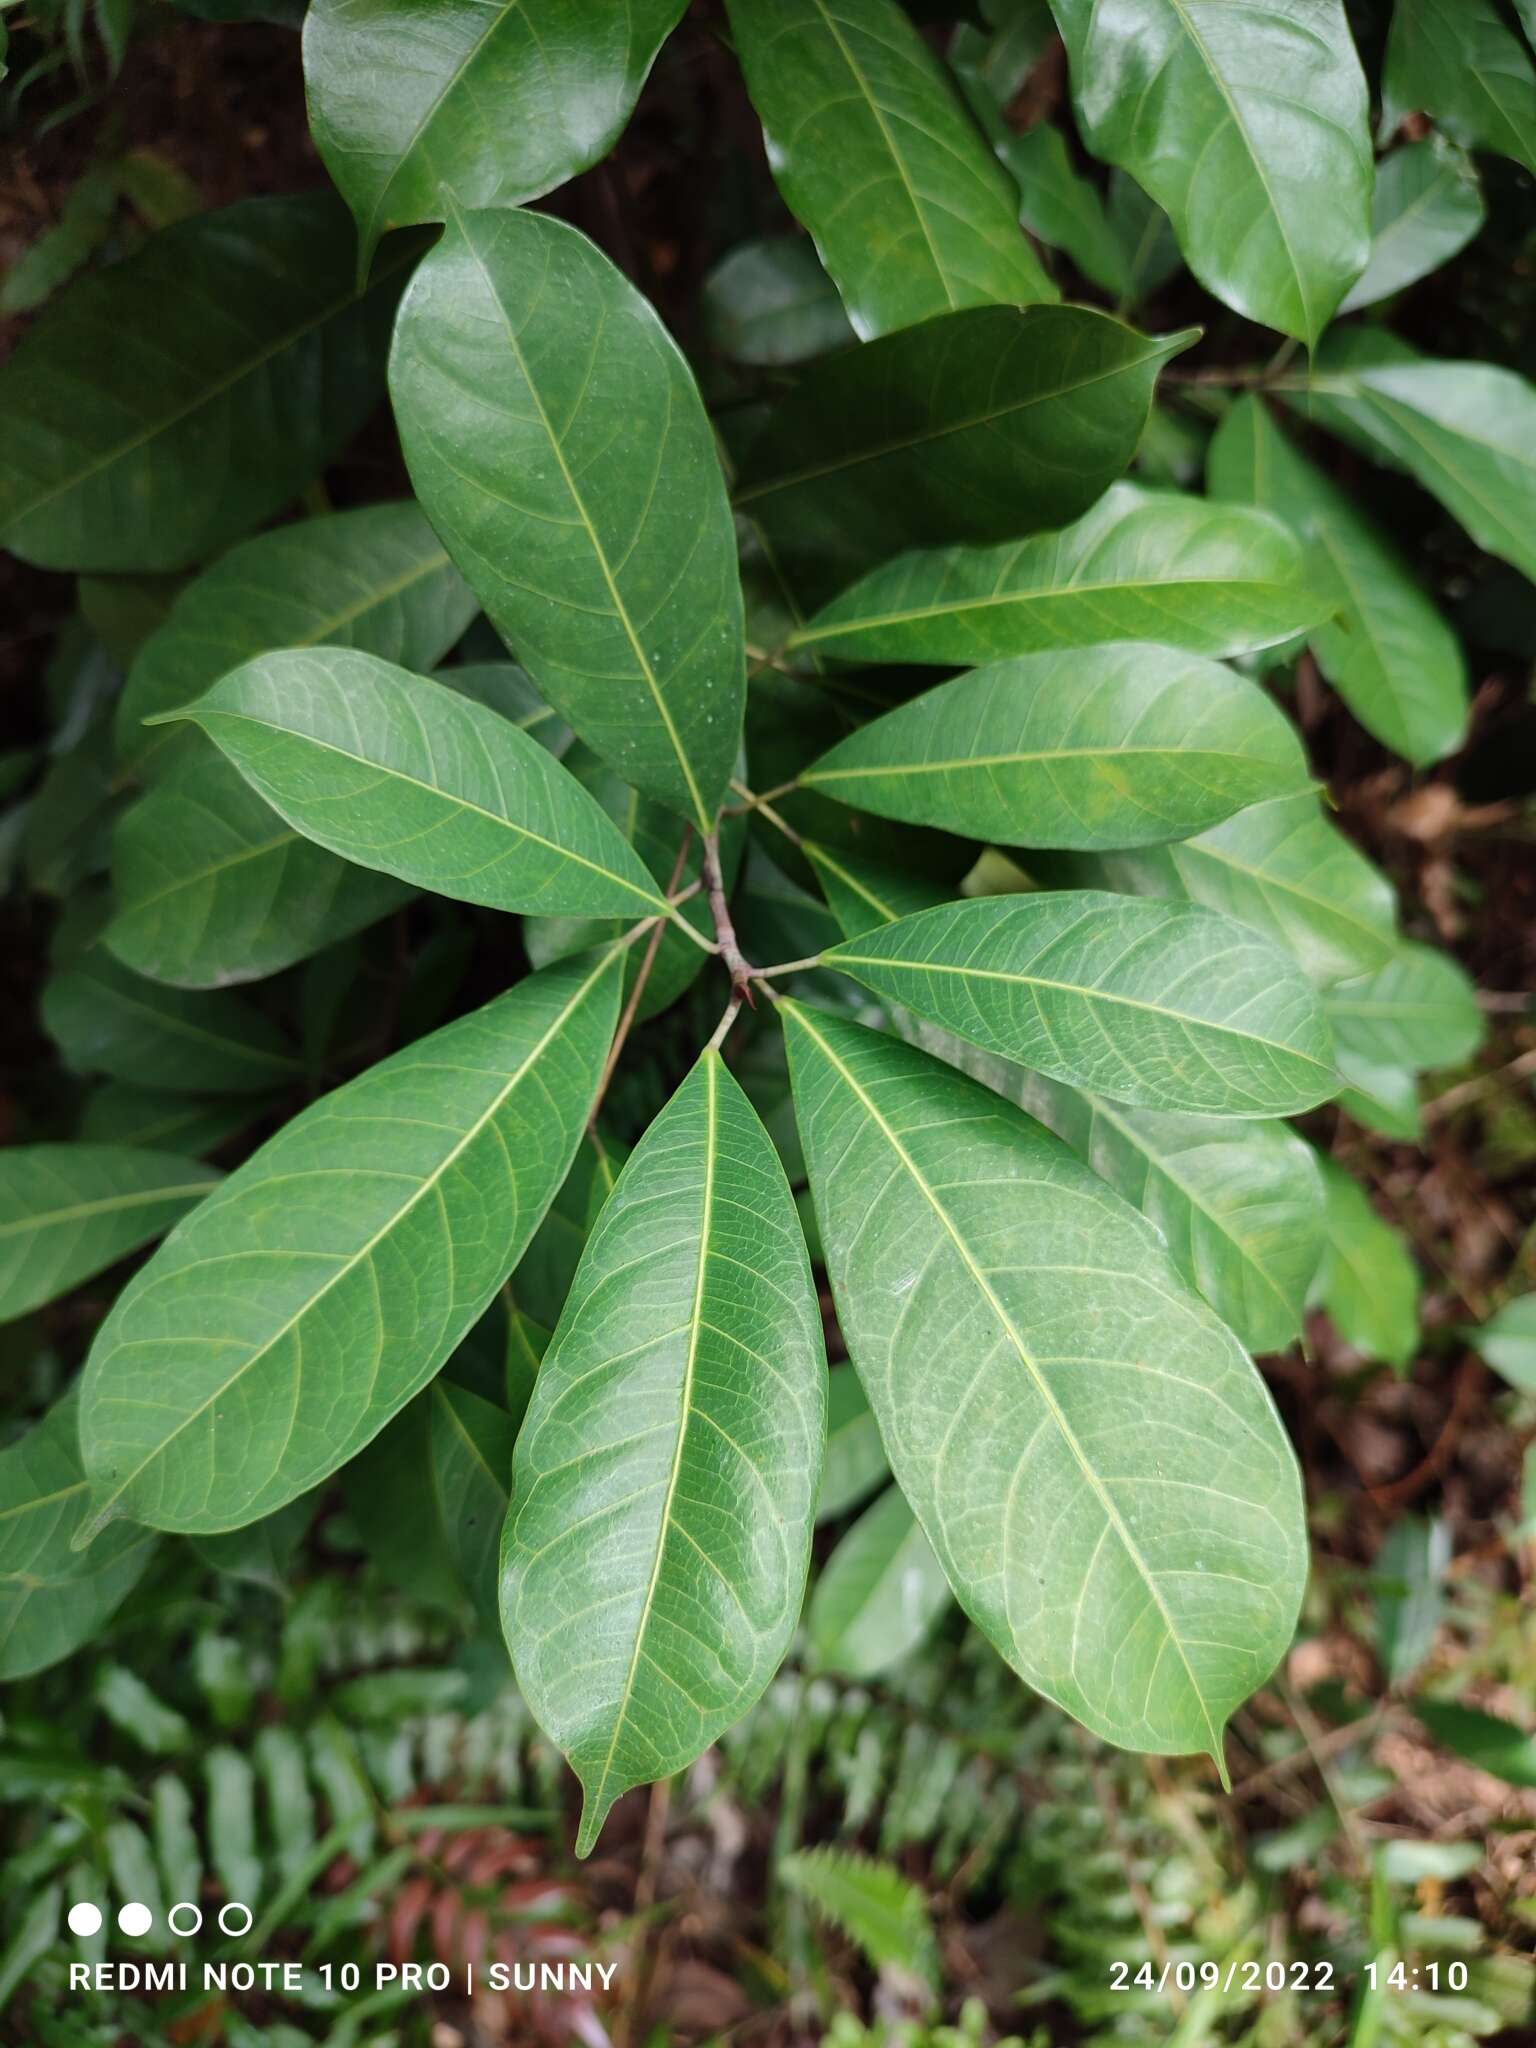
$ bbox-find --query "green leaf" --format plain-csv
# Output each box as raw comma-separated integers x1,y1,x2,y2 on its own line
44,947,302,1096
0,1145,219,1324
503,1052,826,1856
826,893,1336,1116
1313,1155,1420,1372
429,1380,517,1629
725,0,1056,339
1384,0,1536,179
1018,1071,1325,1355
734,304,1192,600
1374,1516,1449,1687
342,1398,467,1614
801,645,1311,851
804,842,948,944
1299,333,1536,589
158,649,671,920
1049,0,1372,343
513,1126,631,1332
1339,137,1485,315
0,195,410,574
807,1484,951,1676
106,749,411,989
1470,1295,1536,1394
304,0,687,270
117,500,476,778
817,1365,891,1522
78,951,622,1536
701,237,855,367
1335,1053,1423,1143
0,1390,158,1682
79,1084,259,1156
792,483,1330,665
1061,792,1400,987
1208,396,1468,767
1414,1699,1536,1788
999,122,1131,298
391,206,745,831
779,1846,938,1987
782,1003,1306,1763
1324,941,1485,1074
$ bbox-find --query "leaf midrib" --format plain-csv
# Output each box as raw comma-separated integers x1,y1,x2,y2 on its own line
0,1181,215,1241
786,1002,1222,1757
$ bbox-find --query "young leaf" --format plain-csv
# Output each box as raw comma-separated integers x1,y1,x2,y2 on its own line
792,484,1330,666
0,195,410,574
78,951,622,1536
701,237,854,368
1339,138,1485,315
725,0,1056,338
734,305,1193,598
1470,1295,1536,1394
782,1003,1307,1764
304,0,687,271
817,1365,891,1523
1312,1156,1420,1372
159,649,671,920
807,1485,952,1678
0,1145,219,1324
1300,333,1536,587
1208,396,1468,767
503,1053,827,1857
1384,0,1536,179
107,750,410,989
391,206,745,831
0,1390,158,1682
1324,941,1485,1074
1063,792,1400,987
117,501,476,778
44,947,302,1097
826,893,1336,1117
802,645,1311,850
1049,0,1372,343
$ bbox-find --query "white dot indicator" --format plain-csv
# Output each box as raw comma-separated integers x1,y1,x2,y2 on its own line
117,1903,153,1938
67,1903,102,1938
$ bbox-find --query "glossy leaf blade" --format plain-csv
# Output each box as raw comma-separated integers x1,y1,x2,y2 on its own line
107,749,409,989
391,206,745,830
1384,0,1536,179
735,305,1191,599
503,1053,826,1855
0,1146,220,1324
725,0,1056,339
0,195,409,573
783,1003,1307,1760
0,1391,158,1682
305,0,687,267
1338,137,1485,315
1323,942,1485,1074
1050,0,1372,344
44,948,302,1097
161,650,669,919
793,484,1330,665
79,952,622,1536
802,645,1311,851
826,893,1336,1116
1208,396,1468,766
807,1485,951,1678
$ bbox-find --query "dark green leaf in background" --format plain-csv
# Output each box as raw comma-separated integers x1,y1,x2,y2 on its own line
1470,1296,1536,1394
725,0,1056,339
159,650,671,920
1374,1516,1450,1687
1208,396,1468,767
391,207,745,830
44,947,302,1096
1383,0,1536,179
504,1053,826,1855
513,1126,630,1334
1323,941,1485,1075
1414,1699,1536,1788
827,893,1336,1116
701,237,855,367
734,304,1193,599
1339,137,1485,315
78,1085,260,1157
793,484,1330,665
0,1146,219,1324
0,196,409,573
429,1380,518,1630
1048,0,1373,343
998,123,1132,299
79,951,621,1535
807,1485,952,1678
817,1365,891,1522
304,0,688,269
784,1003,1307,1763
1312,1155,1421,1372
802,644,1311,850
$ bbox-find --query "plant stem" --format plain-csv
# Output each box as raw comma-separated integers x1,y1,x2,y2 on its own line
703,830,755,994
728,777,804,847
752,953,825,981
